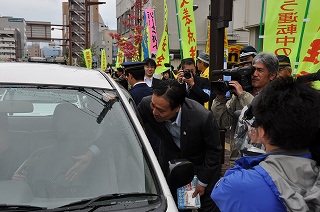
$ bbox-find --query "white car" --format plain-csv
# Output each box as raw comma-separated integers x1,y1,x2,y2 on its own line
0,63,192,211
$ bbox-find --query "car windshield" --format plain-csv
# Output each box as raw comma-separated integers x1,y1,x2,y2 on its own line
0,85,159,209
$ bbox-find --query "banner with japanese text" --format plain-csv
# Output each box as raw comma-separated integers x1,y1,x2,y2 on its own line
178,0,197,60
115,48,124,68
296,28,320,89
155,0,169,75
83,49,92,69
141,10,150,60
263,0,320,70
100,49,107,72
145,8,158,57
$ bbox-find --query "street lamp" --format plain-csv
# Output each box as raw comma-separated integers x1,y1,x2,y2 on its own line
85,0,106,49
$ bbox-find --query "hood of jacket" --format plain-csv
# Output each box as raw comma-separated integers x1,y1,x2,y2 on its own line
259,154,320,211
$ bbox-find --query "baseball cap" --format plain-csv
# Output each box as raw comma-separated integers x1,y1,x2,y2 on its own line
239,46,257,60
121,61,146,74
197,52,210,64
277,55,291,68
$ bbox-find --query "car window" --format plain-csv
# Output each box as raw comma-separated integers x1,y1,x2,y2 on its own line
0,85,159,209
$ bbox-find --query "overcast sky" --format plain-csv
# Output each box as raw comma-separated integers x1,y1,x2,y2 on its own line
0,0,117,39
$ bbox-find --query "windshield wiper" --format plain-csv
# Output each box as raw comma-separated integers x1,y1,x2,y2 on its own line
47,193,160,212
0,204,46,211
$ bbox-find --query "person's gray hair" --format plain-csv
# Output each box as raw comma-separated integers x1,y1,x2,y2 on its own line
252,52,279,74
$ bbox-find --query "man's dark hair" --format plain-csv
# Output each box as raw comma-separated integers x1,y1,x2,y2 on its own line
152,80,186,110
252,76,320,150
117,67,124,73
180,58,195,69
126,69,145,81
252,52,279,75
143,57,156,68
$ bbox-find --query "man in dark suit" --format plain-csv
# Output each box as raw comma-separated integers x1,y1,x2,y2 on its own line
138,80,222,212
122,61,152,105
177,58,211,106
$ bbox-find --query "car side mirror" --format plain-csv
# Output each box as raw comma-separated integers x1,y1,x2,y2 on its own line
167,159,194,190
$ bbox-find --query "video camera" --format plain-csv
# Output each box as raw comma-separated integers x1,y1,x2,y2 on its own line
211,66,255,94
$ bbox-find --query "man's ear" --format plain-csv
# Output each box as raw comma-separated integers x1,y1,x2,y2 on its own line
257,127,267,141
175,105,181,113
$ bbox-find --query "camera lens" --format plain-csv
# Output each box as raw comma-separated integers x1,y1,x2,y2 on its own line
184,70,191,79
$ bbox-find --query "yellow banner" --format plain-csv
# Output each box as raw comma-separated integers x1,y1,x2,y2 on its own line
83,49,92,69
155,0,170,75
115,48,124,68
100,49,107,72
263,0,320,72
178,0,197,60
296,28,320,89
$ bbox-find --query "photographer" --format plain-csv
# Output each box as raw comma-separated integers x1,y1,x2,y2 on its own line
211,52,278,165
177,58,211,106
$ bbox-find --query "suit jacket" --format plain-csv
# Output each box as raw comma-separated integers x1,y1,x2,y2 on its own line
138,96,222,191
129,83,152,105
187,76,210,106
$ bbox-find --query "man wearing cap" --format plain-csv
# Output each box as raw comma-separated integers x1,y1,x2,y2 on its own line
277,55,292,77
197,52,210,79
122,61,152,105
238,45,257,67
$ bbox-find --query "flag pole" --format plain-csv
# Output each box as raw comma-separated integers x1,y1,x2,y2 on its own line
257,0,265,53
174,0,183,58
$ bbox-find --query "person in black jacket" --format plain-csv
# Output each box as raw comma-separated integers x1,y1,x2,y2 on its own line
138,80,222,212
122,61,152,106
177,58,211,106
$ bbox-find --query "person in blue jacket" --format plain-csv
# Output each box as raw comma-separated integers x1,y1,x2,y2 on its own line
211,76,320,211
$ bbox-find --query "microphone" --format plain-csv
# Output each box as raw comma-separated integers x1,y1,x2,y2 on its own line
296,69,320,84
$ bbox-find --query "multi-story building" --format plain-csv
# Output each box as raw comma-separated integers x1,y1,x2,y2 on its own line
0,16,26,60
102,28,116,65
27,43,41,57
62,0,112,66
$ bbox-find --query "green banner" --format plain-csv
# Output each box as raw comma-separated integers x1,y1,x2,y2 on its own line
296,29,320,89
178,0,197,60
155,0,170,75
263,0,308,68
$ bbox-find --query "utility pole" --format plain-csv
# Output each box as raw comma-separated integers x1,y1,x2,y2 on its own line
208,0,233,106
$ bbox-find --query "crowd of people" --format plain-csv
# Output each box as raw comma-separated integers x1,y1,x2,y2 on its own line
71,47,319,211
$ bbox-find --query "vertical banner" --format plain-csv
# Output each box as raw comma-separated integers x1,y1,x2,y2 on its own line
263,0,309,68
115,48,124,69
141,10,150,60
296,28,320,89
155,0,170,75
100,49,107,72
83,49,92,69
178,0,197,60
145,8,158,57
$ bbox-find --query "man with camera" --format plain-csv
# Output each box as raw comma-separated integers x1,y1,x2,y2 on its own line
177,58,211,106
211,52,278,165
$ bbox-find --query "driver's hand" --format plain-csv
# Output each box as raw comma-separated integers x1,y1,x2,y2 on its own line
65,149,94,182
12,170,28,181
229,80,244,96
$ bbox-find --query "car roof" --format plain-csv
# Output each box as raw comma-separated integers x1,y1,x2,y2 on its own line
0,62,113,89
